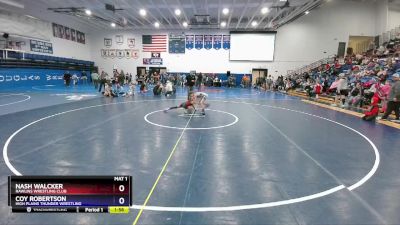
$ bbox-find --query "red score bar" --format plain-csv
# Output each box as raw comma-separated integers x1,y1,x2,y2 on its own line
9,176,132,206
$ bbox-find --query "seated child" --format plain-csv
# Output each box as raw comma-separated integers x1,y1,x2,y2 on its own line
362,96,380,121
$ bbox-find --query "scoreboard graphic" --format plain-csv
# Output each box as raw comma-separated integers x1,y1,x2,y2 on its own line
169,33,185,54
8,176,132,213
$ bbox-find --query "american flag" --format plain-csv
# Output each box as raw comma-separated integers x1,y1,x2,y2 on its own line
142,35,167,52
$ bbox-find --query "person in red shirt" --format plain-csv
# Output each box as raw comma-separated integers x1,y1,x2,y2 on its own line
314,82,322,99
164,92,196,114
362,96,380,121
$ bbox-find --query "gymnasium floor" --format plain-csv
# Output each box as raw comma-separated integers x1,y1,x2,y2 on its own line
1,85,399,225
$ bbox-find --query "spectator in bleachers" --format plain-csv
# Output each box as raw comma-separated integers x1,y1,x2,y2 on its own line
332,73,348,107
314,81,322,99
348,82,363,107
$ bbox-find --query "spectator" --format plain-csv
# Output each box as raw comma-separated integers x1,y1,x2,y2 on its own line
63,71,72,86
72,73,79,86
140,81,148,93
314,81,322,99
197,73,203,89
379,73,400,121
186,73,196,91
164,80,174,97
362,96,380,121
153,82,163,96
80,71,88,84
348,82,363,107
91,70,99,89
332,73,348,107
98,71,106,92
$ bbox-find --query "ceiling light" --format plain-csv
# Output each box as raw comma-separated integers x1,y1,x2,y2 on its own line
261,7,269,14
251,21,258,27
139,9,146,16
154,22,160,28
305,11,310,15
85,9,92,15
111,22,116,27
182,21,188,27
220,21,227,27
175,9,181,16
222,8,229,15
280,0,287,2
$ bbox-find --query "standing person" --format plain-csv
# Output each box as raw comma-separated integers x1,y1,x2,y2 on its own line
186,73,196,92
81,71,88,85
91,70,99,89
314,81,322,99
379,73,400,121
332,73,348,107
63,71,72,86
118,70,125,85
98,71,106,92
197,73,203,89
71,73,79,86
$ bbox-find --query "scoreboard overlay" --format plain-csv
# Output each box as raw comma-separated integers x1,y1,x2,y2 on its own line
8,176,132,213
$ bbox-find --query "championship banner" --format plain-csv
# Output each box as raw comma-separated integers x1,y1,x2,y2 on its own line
195,35,203,50
30,40,53,54
185,35,194,49
70,29,76,42
223,35,230,50
64,27,71,40
213,35,222,50
204,35,212,50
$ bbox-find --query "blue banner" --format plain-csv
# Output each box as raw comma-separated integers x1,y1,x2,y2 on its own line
223,35,230,50
204,35,212,50
195,35,203,50
30,40,53,54
0,68,88,89
185,35,194,50
213,35,222,50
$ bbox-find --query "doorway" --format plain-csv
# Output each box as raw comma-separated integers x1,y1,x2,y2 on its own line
252,69,268,85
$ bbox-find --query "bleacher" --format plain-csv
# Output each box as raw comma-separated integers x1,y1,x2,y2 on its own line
284,24,400,122
0,49,94,71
